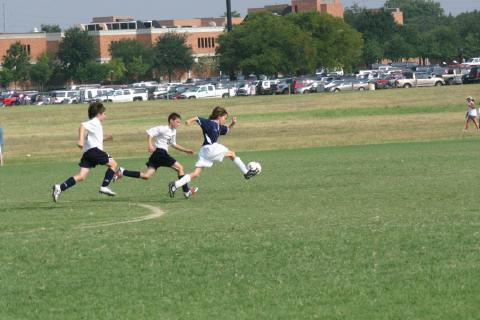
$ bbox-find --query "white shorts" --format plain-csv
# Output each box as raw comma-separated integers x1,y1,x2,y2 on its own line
195,143,229,168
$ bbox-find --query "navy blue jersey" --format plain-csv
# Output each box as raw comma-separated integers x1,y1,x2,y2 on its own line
197,117,229,146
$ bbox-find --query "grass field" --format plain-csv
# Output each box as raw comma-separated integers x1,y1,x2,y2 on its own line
1,86,480,319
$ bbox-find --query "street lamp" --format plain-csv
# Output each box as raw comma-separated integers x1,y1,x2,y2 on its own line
226,0,232,32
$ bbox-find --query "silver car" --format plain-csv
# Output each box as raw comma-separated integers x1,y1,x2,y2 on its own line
327,80,369,92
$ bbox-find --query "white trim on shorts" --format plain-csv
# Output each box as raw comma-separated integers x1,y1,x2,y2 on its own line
195,143,229,168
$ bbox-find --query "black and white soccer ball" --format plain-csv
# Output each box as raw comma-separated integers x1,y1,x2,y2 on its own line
247,161,262,174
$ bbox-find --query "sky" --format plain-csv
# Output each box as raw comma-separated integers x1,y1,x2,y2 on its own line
2,0,480,33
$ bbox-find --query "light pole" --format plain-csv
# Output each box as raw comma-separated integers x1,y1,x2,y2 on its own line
226,0,232,32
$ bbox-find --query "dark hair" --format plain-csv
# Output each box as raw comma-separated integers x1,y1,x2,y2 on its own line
168,112,181,122
88,101,106,119
209,106,228,120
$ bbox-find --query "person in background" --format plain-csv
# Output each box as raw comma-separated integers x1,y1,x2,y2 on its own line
464,96,479,132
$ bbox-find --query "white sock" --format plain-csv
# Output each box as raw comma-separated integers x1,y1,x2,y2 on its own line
175,174,191,189
233,157,248,174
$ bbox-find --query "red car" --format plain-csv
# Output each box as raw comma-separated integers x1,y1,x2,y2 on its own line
2,93,23,106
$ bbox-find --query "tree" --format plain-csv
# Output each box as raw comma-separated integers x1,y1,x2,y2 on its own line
193,57,219,78
385,0,444,31
109,39,154,82
75,61,109,84
105,58,127,84
0,69,13,88
41,24,61,33
128,56,150,81
153,32,194,82
217,12,317,77
287,12,363,72
2,42,30,88
57,27,98,81
29,53,54,91
455,10,480,59
345,7,403,65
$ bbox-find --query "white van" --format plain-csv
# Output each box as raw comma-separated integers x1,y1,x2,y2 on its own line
50,90,79,104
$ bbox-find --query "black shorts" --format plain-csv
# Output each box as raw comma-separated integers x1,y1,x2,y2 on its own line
146,148,176,170
79,147,111,168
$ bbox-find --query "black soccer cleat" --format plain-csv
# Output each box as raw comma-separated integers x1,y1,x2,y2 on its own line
168,181,176,198
244,169,258,180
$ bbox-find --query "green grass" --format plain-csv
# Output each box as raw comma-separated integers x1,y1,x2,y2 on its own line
1,86,480,319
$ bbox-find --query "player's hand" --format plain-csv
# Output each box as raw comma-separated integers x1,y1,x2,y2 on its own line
186,149,194,155
231,116,237,125
77,142,83,149
148,145,155,153
105,134,113,141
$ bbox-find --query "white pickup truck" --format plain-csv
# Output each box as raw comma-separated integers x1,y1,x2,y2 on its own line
103,89,148,103
179,84,235,99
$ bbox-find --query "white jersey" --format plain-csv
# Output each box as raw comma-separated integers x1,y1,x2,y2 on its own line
146,125,176,152
469,106,478,117
81,117,103,152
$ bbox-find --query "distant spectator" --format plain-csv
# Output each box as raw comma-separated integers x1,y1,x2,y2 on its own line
464,96,479,132
0,126,4,166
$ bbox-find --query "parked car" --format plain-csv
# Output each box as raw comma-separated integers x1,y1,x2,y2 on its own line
179,84,232,99
295,81,318,94
256,80,276,95
103,89,148,102
395,72,445,88
271,78,293,94
50,90,79,104
373,74,396,89
462,67,480,84
236,82,255,96
326,79,369,92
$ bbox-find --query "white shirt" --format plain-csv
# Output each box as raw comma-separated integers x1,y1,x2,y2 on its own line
81,117,103,152
146,125,176,151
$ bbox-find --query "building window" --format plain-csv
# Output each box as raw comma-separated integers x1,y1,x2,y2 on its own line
211,37,215,47
198,38,201,48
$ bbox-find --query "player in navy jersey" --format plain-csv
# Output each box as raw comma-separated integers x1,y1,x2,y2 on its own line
51,102,118,202
112,112,198,198
168,106,258,198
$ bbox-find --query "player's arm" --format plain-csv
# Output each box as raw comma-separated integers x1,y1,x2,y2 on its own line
77,125,86,149
147,135,155,153
228,116,237,130
172,144,194,155
185,117,199,126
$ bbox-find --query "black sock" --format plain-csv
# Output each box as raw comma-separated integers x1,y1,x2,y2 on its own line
102,168,115,187
60,177,76,191
124,169,141,178
179,175,189,193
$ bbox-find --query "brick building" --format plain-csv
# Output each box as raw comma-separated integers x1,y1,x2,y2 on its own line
0,16,244,66
248,0,344,18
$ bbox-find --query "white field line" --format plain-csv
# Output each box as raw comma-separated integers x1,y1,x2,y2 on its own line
74,203,165,229
0,203,165,236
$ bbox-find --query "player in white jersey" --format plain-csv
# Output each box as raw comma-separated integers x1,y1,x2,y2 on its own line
168,106,258,198
51,102,119,202
113,112,198,198
464,96,479,132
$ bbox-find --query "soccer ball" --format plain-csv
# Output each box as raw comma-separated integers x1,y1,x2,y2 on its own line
247,161,262,174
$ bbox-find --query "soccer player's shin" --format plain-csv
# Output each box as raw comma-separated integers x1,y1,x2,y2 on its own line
175,174,191,189
233,157,248,174
178,175,190,192
60,177,76,191
123,169,141,178
102,168,115,187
